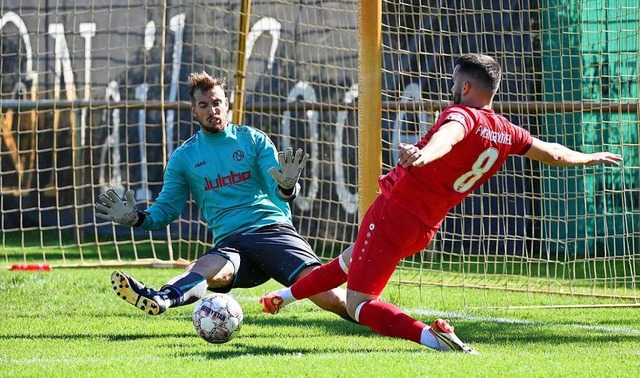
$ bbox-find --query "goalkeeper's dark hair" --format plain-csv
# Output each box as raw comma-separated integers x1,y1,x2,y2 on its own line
455,54,502,94
187,72,228,103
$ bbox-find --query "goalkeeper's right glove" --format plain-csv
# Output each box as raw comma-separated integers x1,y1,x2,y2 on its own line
95,189,142,227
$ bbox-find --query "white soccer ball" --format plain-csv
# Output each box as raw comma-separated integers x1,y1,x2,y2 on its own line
192,293,243,344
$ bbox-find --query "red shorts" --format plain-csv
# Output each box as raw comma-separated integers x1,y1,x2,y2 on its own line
347,195,439,296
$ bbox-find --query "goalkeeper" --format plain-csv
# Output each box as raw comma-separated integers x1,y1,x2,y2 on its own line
95,72,348,319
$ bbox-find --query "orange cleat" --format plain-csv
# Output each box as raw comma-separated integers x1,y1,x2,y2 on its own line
429,318,478,354
259,292,285,314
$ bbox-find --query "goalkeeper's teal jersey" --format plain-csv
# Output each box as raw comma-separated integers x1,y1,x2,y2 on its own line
138,124,295,245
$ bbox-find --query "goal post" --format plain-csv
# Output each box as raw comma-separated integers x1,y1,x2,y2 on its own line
358,0,383,214
1,0,638,308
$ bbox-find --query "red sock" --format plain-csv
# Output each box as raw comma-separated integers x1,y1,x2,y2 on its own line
357,300,426,344
291,257,348,299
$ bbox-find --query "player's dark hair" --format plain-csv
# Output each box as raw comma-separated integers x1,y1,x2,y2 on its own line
187,72,228,103
455,54,502,94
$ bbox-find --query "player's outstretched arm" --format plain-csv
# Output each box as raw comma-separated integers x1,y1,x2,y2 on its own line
268,147,310,199
524,137,623,167
95,189,142,227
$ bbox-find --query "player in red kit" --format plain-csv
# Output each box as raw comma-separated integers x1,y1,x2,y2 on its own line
260,54,623,354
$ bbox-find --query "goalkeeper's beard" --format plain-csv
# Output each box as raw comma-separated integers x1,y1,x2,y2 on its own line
198,116,226,134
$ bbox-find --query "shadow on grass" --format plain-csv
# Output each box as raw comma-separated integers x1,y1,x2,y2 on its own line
246,314,369,335
190,316,640,359
182,342,404,360
5,312,638,358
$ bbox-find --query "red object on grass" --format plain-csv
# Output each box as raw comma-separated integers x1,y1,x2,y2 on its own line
10,263,51,272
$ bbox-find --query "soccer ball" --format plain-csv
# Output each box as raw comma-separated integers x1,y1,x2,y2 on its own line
192,293,243,344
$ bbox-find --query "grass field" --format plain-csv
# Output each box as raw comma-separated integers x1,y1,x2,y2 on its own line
2,266,640,377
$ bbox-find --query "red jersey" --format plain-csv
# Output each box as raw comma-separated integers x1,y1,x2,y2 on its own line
379,104,533,227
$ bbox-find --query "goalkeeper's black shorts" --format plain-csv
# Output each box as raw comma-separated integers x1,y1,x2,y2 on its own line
205,223,321,293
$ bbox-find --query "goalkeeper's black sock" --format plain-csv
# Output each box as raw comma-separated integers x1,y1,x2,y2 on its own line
160,272,208,308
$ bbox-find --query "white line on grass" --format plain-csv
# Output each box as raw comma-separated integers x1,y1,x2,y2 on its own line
234,293,640,336
407,308,640,336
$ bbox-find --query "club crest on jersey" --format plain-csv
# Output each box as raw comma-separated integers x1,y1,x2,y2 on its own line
204,170,251,191
232,150,245,161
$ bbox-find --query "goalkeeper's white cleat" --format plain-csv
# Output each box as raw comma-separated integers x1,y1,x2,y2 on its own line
111,271,168,315
429,318,478,354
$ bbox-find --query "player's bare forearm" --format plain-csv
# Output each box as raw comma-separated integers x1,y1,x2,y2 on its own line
525,138,623,167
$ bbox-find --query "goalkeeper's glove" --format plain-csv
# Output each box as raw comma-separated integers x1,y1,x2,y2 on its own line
268,147,310,200
95,189,142,227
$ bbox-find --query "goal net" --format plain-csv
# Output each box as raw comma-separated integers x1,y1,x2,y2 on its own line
1,0,360,267
1,0,638,307
379,0,639,307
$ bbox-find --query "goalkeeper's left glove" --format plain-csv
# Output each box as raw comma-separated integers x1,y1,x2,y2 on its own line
268,147,310,200
94,189,142,227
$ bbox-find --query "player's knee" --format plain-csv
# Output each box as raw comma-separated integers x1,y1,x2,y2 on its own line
191,254,235,288
206,270,234,289
309,291,349,318
345,299,367,321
